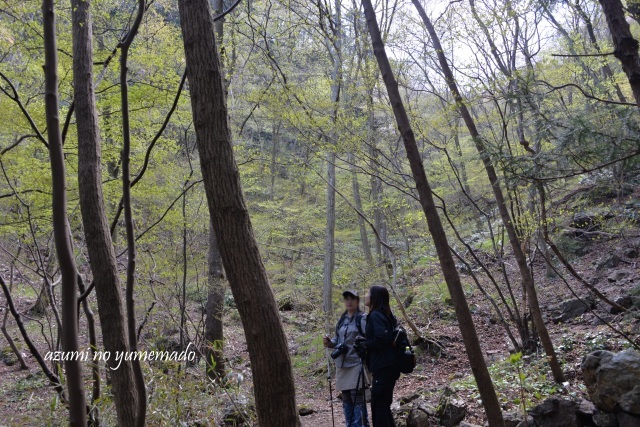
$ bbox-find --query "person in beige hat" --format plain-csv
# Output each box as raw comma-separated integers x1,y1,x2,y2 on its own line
324,290,370,426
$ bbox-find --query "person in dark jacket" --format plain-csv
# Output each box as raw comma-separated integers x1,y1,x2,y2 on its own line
361,285,399,427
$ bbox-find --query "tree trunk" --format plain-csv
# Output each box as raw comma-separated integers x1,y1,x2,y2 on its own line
598,0,640,107
70,0,139,424
349,152,373,264
323,0,342,329
119,1,148,425
42,0,87,424
204,0,227,381
323,152,336,326
205,220,226,379
270,121,281,197
411,0,565,384
360,1,505,424
177,0,301,424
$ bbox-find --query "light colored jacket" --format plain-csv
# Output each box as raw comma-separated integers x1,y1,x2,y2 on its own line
331,312,367,369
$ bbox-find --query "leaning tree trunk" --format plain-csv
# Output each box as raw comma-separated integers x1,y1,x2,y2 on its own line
360,1,505,425
598,0,640,108
177,0,301,425
42,0,87,424
70,0,139,424
411,0,565,384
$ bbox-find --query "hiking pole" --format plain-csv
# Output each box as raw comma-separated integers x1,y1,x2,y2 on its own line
327,356,336,427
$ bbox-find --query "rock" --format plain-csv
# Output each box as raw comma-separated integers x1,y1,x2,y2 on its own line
552,296,595,323
624,248,639,259
406,408,430,427
619,385,640,415
298,406,315,416
277,294,294,311
592,411,617,427
437,387,466,427
576,398,596,416
608,270,631,283
572,212,599,230
617,410,640,427
503,411,526,427
528,397,579,427
597,254,622,271
515,416,535,427
610,296,634,315
582,349,640,413
459,422,482,427
221,405,251,426
399,393,421,405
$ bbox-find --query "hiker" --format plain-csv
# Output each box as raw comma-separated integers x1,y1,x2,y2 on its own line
358,285,399,427
324,290,370,427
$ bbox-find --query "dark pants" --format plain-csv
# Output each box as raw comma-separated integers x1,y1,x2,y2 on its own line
370,367,398,427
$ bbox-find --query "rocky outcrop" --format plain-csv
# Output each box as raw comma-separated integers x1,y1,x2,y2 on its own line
580,349,640,426
550,296,595,323
582,349,640,414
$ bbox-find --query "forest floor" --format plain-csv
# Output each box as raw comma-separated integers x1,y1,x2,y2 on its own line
1,231,639,426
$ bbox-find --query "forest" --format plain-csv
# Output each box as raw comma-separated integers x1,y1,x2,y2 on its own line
0,0,640,425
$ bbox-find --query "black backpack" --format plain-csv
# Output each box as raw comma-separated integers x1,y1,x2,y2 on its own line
392,323,416,374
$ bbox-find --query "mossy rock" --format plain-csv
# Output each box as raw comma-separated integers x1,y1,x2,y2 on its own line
277,293,294,311
0,346,18,366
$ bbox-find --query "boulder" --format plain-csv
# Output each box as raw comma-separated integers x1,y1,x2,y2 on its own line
624,248,638,259
297,406,315,416
617,411,640,427
592,411,617,427
552,296,595,323
406,408,430,427
572,212,599,230
608,270,631,283
582,349,640,413
503,411,526,427
597,254,622,272
610,296,635,315
619,385,640,415
399,393,421,405
528,397,579,427
437,387,466,427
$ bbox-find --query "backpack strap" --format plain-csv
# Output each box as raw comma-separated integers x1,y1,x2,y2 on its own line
337,312,366,337
355,312,365,337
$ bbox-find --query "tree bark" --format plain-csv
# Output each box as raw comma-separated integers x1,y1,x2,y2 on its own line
177,0,301,424
70,0,139,424
598,0,640,107
349,152,373,264
323,0,342,328
42,0,87,424
119,1,148,425
205,0,227,381
323,151,336,325
360,1,505,424
205,221,226,379
411,0,565,384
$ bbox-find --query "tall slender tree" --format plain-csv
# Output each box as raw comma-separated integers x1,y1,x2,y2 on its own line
360,1,505,424
71,0,139,424
42,0,87,424
177,0,301,424
119,0,148,424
